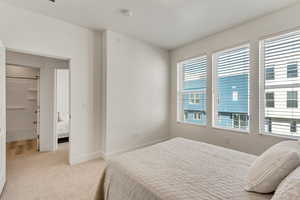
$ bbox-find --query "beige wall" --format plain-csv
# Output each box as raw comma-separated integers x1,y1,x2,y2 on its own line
170,3,300,155
102,31,170,156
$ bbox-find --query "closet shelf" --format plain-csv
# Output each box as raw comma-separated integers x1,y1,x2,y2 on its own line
7,106,25,110
27,97,37,101
28,88,38,92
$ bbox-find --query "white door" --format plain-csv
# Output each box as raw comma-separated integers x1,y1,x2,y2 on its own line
36,73,40,151
0,41,6,193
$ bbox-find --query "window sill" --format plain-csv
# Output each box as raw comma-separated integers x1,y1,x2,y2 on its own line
176,121,207,128
261,132,300,140
212,126,249,134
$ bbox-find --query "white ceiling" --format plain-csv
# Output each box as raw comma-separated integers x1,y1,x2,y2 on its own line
1,0,299,49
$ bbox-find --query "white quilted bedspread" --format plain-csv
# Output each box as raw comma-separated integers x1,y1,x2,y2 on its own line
95,138,273,200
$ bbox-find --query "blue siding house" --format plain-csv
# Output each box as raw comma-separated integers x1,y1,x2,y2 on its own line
183,74,249,129
216,74,249,129
183,78,206,125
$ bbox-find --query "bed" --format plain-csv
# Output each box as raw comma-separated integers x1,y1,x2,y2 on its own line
57,112,70,139
57,120,69,138
95,138,273,200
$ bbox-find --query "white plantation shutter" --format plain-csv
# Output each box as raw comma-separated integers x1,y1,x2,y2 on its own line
177,56,207,125
213,45,250,131
217,46,249,77
262,30,300,137
183,57,207,81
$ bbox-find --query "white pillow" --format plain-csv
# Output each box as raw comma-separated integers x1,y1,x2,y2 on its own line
272,166,300,200
245,141,300,193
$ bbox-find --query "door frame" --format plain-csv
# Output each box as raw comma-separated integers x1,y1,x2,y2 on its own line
0,41,6,194
5,47,72,163
54,68,70,148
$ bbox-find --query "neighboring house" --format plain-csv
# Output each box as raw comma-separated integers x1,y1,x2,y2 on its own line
265,62,300,137
182,74,249,129
182,58,300,137
216,74,249,130
182,78,207,125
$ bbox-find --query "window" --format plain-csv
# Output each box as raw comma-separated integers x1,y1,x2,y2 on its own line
189,94,200,104
265,67,275,80
233,114,239,128
178,56,207,125
195,94,200,104
189,94,194,104
261,30,300,137
266,92,275,108
265,118,272,133
287,62,298,78
232,91,238,101
287,91,298,108
213,45,250,131
194,112,201,120
290,120,297,133
184,111,188,120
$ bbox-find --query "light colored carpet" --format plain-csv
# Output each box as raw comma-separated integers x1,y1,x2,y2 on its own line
1,142,105,200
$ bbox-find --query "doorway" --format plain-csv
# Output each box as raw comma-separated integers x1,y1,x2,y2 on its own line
56,69,70,145
5,50,71,159
6,65,40,157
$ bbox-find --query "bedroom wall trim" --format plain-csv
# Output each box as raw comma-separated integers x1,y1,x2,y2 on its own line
104,137,170,159
6,130,35,143
0,179,4,197
70,150,104,165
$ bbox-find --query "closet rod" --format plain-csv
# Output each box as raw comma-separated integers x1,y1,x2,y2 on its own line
6,76,39,80
6,62,38,69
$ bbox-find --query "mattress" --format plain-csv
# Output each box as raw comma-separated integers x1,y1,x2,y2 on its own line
95,138,273,200
57,120,69,138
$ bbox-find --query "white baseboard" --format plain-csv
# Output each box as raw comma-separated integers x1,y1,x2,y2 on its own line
0,176,5,195
104,137,170,158
70,150,104,165
69,137,170,164
6,130,35,142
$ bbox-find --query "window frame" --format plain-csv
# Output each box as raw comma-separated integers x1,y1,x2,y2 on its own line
290,120,297,133
265,118,272,133
287,91,298,108
193,112,201,120
189,94,195,104
212,43,250,133
265,92,275,108
259,30,300,139
287,62,298,78
265,66,275,80
232,91,239,101
177,55,208,127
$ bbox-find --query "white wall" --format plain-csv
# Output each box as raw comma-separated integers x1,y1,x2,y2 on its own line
170,3,300,155
39,66,56,151
102,31,170,155
56,69,69,115
6,65,39,142
0,2,102,164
